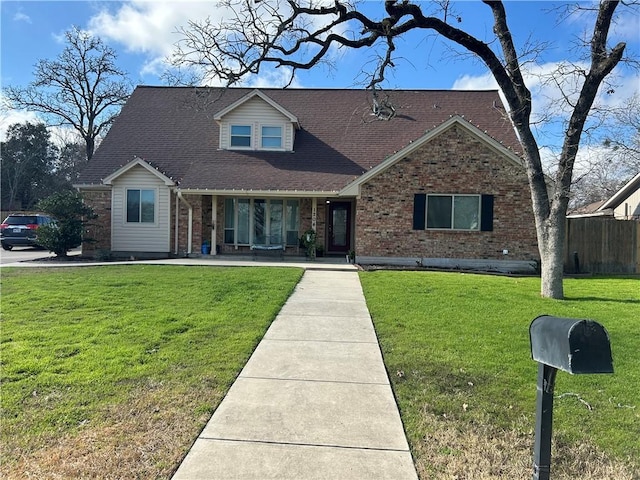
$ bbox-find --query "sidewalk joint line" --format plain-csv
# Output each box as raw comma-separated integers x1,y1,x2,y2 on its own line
198,437,410,453
261,338,377,344
237,375,389,386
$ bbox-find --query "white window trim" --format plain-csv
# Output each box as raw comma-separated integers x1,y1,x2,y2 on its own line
426,193,481,231
225,197,299,246
125,188,157,225
230,124,253,149
260,124,284,150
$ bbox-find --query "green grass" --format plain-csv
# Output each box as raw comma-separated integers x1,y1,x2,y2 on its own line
2,266,638,478
1,265,303,478
360,271,640,476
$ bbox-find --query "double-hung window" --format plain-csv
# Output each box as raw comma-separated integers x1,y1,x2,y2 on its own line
224,198,299,246
126,189,155,223
261,126,282,149
230,125,252,148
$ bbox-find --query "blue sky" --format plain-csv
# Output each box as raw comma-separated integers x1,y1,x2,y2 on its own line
2,1,639,153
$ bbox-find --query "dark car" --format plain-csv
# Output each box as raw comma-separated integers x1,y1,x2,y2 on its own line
0,214,54,250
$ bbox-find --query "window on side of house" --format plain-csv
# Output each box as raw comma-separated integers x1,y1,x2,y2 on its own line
126,189,155,223
224,198,299,246
286,199,300,246
426,194,480,230
413,194,493,231
230,125,252,148
224,198,250,243
261,126,282,149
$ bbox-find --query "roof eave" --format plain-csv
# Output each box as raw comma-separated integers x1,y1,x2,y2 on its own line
599,172,640,210
102,157,176,186
175,188,346,198
213,88,300,128
340,115,524,196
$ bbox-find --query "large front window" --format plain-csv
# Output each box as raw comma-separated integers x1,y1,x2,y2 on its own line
225,198,299,245
126,189,155,223
427,194,479,230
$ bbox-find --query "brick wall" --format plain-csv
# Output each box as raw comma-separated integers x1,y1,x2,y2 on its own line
175,194,202,255
356,124,539,261
81,189,112,255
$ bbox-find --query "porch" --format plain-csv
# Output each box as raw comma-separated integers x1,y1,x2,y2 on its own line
176,194,356,259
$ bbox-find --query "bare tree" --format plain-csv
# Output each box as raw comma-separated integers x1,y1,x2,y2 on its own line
172,0,633,299
3,27,132,161
570,94,640,208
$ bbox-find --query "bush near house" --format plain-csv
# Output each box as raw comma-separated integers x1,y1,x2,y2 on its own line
36,191,95,257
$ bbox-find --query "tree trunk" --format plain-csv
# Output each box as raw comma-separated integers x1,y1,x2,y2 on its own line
537,209,566,299
85,136,95,162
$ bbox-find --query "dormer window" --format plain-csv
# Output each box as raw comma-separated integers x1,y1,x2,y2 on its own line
216,90,299,152
261,126,282,149
230,125,252,148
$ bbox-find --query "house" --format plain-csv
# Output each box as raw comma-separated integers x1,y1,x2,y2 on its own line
76,87,539,271
567,172,640,220
566,200,610,219
597,172,640,220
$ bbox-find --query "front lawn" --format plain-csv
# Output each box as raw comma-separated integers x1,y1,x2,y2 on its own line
360,271,639,479
0,265,303,479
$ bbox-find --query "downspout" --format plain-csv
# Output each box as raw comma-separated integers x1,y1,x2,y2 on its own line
211,195,217,255
174,191,179,255
177,190,193,256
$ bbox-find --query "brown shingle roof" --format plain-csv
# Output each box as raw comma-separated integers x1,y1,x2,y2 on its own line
78,87,522,192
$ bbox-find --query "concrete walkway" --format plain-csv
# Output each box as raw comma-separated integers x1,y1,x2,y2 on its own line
172,270,418,479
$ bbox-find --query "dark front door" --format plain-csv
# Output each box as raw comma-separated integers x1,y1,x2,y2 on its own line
327,201,351,253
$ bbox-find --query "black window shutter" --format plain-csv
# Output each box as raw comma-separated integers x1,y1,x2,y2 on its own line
413,194,426,230
481,194,494,231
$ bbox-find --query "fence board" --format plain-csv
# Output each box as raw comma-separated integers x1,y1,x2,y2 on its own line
565,217,639,274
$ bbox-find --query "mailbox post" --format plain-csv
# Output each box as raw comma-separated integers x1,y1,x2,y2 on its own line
529,315,613,480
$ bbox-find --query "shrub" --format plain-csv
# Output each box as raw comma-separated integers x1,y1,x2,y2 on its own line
36,191,95,257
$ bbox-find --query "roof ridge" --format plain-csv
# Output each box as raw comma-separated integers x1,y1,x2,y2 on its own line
133,85,500,94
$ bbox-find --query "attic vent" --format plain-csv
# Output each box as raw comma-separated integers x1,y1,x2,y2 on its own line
371,90,396,121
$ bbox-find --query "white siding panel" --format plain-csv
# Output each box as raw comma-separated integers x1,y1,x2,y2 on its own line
223,97,294,150
111,165,171,252
613,189,640,219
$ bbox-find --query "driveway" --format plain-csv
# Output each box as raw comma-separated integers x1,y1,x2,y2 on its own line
0,247,81,265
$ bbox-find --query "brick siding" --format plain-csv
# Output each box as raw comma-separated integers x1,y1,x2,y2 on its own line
175,193,202,255
355,124,539,261
81,189,112,255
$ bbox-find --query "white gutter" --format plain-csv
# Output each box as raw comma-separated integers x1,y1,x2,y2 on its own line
177,190,193,255
176,189,342,198
174,192,179,255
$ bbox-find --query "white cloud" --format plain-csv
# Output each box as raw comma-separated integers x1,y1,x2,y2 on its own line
88,1,222,77
244,66,302,89
452,72,497,91
13,11,32,24
87,1,327,86
0,109,40,142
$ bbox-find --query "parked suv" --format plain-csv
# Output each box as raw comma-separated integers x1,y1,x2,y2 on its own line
0,214,54,250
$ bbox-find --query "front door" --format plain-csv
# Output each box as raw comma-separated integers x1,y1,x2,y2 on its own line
327,201,351,253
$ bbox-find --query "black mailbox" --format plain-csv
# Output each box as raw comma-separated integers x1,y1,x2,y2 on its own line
530,315,613,374
528,315,613,480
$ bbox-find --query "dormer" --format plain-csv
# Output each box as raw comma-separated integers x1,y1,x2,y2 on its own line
215,89,300,152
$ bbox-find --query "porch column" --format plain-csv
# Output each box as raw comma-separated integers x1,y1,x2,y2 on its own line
312,197,317,231
211,195,217,255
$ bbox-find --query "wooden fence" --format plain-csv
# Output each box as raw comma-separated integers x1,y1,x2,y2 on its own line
565,217,640,274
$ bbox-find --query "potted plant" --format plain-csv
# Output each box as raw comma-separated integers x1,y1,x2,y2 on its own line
301,229,317,260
